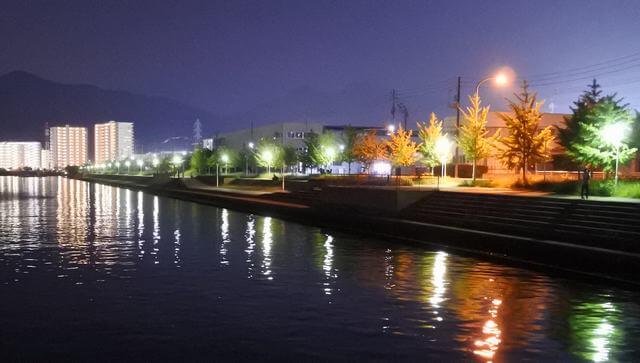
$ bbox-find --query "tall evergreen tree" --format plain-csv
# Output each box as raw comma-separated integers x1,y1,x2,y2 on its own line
497,81,555,185
558,79,602,164
572,96,637,172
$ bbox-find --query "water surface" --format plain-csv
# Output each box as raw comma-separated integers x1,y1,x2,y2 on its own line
1,176,639,361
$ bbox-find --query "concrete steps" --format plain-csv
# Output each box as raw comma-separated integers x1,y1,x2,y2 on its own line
401,191,640,253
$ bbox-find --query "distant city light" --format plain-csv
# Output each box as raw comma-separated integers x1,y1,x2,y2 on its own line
371,160,391,175
221,154,229,163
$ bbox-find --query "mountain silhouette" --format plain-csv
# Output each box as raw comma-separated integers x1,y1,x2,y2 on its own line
0,71,220,150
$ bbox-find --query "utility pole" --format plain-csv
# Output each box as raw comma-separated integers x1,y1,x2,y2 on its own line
390,89,398,127
454,76,461,178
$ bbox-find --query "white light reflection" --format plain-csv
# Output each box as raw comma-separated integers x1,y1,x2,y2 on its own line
384,248,394,290
322,234,337,296
173,229,181,267
244,215,256,279
429,251,447,309
152,196,160,264
219,208,230,266
137,191,145,259
261,217,273,280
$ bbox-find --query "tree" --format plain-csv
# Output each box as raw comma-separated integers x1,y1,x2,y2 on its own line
255,141,282,174
558,79,603,166
190,147,211,175
386,126,421,167
353,129,387,171
341,125,358,174
458,94,495,181
496,81,555,185
571,97,637,173
417,113,444,168
280,145,298,172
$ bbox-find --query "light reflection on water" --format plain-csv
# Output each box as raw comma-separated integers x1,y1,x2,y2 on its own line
1,176,640,361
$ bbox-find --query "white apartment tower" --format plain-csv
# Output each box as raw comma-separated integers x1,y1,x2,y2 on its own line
0,142,43,170
94,121,134,163
49,125,88,168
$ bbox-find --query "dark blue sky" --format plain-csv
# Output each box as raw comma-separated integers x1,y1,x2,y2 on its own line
2,0,640,122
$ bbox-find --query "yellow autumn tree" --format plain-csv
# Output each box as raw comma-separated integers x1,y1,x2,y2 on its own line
353,129,387,171
386,126,421,167
458,93,495,181
497,81,555,185
417,113,443,168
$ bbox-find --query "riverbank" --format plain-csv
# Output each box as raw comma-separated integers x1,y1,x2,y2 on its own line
78,174,640,285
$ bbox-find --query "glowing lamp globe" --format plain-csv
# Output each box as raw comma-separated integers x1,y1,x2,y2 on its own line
601,122,628,148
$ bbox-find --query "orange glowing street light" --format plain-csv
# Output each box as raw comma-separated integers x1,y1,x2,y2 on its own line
475,69,513,97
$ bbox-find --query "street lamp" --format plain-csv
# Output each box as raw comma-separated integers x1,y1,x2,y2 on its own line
152,158,159,175
136,159,144,174
115,161,121,174
172,155,183,177
245,142,254,176
125,160,131,174
475,70,512,98
387,124,395,134
262,149,273,175
601,122,629,185
435,135,452,179
221,153,229,174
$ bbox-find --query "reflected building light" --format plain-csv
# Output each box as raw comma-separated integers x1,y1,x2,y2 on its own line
384,248,395,290
220,208,230,266
322,234,336,296
261,217,273,280
125,188,134,239
152,196,160,264
244,215,256,279
173,229,181,267
137,191,145,258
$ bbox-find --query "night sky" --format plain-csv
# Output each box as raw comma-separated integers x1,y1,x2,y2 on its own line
2,0,640,124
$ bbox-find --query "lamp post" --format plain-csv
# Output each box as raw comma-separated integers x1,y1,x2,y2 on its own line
601,122,629,186
435,134,452,180
172,155,183,178
221,153,229,175
152,158,159,175
263,149,273,176
125,160,131,174
136,159,144,174
246,142,254,176
115,161,121,174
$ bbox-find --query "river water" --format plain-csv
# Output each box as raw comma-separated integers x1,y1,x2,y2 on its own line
1,176,639,361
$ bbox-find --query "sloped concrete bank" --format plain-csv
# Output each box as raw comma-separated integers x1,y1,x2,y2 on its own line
78,174,640,285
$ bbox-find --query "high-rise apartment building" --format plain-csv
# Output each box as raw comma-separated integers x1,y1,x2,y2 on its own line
94,121,134,163
49,125,88,168
0,142,43,170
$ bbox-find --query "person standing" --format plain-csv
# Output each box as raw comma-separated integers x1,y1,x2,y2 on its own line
580,168,591,200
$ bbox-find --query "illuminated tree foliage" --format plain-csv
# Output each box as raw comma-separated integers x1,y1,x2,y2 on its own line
571,98,637,173
458,94,495,180
341,125,358,174
302,131,338,168
255,141,283,170
417,113,443,168
190,147,212,175
559,79,638,172
353,129,387,171
496,81,555,185
386,126,421,167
